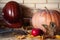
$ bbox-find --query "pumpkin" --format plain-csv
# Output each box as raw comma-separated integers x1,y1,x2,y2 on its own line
2,1,23,28
32,8,60,33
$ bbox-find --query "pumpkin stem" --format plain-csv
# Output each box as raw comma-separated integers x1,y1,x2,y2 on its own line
45,7,50,13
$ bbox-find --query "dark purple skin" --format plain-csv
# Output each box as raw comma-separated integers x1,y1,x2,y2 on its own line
3,1,22,23
2,1,23,28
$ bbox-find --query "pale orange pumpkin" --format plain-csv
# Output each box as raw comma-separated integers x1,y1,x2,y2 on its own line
32,9,60,33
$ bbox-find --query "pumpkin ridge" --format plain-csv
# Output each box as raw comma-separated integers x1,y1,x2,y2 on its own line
38,11,46,32
53,12,58,27
54,11,60,31
49,11,56,24
45,10,52,25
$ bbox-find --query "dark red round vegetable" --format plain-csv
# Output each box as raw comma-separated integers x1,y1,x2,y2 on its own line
2,1,22,23
2,1,23,28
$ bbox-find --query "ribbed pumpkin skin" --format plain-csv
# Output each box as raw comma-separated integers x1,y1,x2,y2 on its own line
32,10,60,32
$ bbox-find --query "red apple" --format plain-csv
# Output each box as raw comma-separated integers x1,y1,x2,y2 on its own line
31,28,44,36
